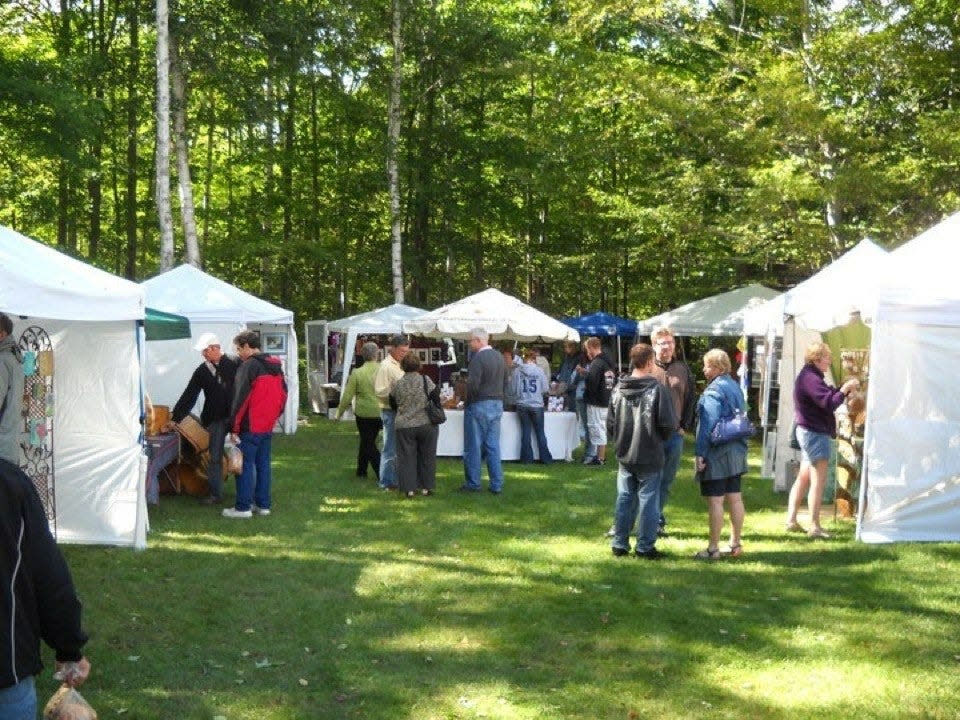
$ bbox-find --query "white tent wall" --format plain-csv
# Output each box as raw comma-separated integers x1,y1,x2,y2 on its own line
859,318,960,542
9,317,146,547
858,211,960,543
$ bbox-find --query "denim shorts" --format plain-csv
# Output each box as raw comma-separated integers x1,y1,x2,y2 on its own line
797,426,831,464
699,474,742,497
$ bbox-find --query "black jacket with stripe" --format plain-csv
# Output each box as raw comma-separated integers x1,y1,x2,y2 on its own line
0,459,87,690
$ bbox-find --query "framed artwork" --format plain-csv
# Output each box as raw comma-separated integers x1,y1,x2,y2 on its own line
263,332,286,354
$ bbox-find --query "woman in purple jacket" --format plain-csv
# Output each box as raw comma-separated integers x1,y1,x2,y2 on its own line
785,341,859,538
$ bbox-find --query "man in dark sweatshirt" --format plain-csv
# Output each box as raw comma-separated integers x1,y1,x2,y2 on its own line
583,336,617,465
607,343,677,559
461,328,506,493
1,459,90,716
169,332,239,505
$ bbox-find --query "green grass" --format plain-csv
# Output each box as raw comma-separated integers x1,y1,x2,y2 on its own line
49,419,960,719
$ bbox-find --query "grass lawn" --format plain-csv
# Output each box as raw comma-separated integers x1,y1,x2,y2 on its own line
49,418,960,719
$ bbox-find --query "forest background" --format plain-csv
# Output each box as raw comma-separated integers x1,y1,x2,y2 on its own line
1,0,958,323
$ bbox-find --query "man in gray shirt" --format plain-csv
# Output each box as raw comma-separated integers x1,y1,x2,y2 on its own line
461,328,506,493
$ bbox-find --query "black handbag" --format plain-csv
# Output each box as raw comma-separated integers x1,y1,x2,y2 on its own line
423,376,446,425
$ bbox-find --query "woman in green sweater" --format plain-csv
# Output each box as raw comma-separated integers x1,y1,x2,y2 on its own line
336,341,383,480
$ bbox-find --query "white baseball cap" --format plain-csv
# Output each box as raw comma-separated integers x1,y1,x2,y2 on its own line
193,332,222,351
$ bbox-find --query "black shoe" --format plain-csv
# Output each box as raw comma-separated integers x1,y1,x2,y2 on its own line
488,487,502,495
585,457,605,466
611,547,630,557
656,527,668,538
634,548,666,560
457,485,482,493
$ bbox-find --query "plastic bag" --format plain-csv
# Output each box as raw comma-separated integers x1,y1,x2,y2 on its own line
44,685,97,720
224,441,243,475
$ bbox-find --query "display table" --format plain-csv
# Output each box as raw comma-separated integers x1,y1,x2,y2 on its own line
145,432,180,504
437,409,579,461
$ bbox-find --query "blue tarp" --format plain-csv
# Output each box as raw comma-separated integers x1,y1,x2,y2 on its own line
561,311,637,337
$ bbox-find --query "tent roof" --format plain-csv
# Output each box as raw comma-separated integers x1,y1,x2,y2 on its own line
561,311,637,337
874,210,960,326
0,225,144,321
402,288,580,342
744,239,889,335
142,264,292,324
637,284,779,337
327,303,428,333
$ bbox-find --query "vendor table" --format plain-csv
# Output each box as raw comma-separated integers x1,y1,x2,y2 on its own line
437,409,579,461
145,431,180,504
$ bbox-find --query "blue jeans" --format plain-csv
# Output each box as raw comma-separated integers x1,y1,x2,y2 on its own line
658,431,684,527
379,410,398,488
612,465,662,554
0,676,36,720
576,398,594,460
463,400,504,491
235,431,272,511
517,406,552,464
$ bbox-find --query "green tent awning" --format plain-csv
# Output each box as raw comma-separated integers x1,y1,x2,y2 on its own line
144,307,192,341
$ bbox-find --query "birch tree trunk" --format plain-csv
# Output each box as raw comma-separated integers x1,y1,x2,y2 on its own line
387,0,404,303
155,0,175,271
171,31,200,266
124,0,139,279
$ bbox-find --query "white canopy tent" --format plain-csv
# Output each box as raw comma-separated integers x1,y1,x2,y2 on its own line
743,239,890,337
743,240,890,487
304,303,429,412
638,284,780,337
141,264,299,434
1,225,147,547
859,211,960,543
402,288,580,342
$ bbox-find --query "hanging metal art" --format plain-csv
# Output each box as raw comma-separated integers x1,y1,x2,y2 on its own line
17,325,56,536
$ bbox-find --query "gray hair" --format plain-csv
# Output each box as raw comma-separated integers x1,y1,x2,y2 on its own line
469,327,489,344
361,341,379,361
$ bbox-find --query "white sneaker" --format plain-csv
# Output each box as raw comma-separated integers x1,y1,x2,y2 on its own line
222,507,253,519
252,506,271,516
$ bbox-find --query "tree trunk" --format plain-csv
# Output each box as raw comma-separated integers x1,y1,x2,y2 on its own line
155,0,175,271
124,0,139,279
387,0,404,303
170,30,200,266
56,0,73,250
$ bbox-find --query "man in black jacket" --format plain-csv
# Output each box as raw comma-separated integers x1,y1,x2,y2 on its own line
606,343,677,559
583,337,617,466
1,459,90,717
169,333,239,505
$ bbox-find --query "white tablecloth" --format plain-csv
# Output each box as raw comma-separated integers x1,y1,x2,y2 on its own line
437,409,580,461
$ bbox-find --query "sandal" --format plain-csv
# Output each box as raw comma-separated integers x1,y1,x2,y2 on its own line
724,543,743,557
807,527,831,539
785,521,806,534
693,548,722,560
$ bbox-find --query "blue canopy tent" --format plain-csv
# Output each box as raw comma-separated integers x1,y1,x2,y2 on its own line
561,311,638,371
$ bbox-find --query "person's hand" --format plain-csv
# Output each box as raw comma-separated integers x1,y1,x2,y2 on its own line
54,657,90,688
695,456,706,471
841,378,860,395
162,421,176,432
